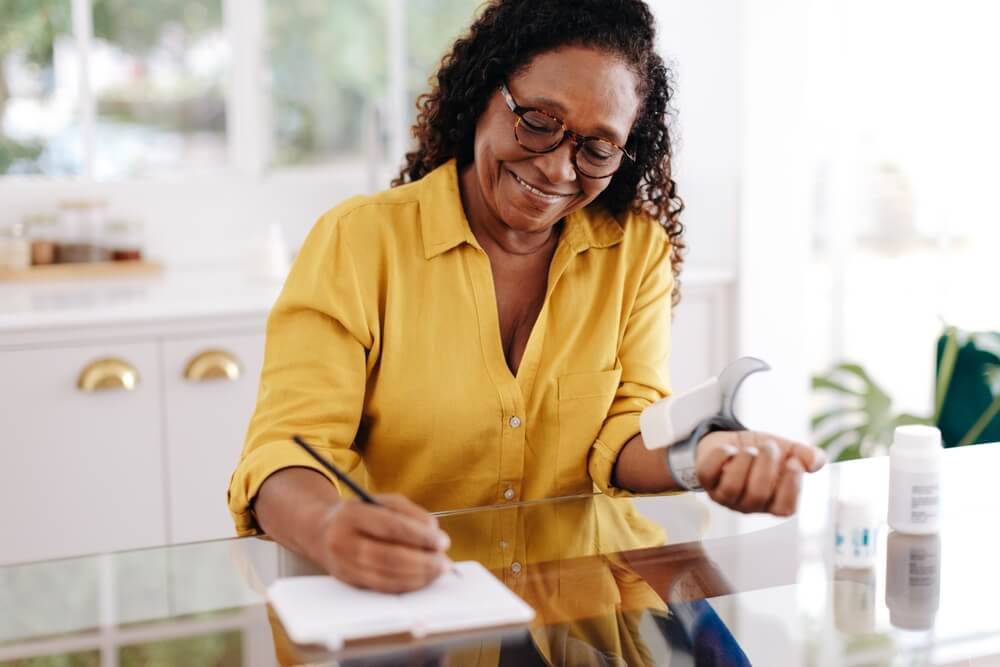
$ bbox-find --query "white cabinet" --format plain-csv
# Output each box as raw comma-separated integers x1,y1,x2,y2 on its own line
162,333,264,544
0,322,266,566
0,342,167,564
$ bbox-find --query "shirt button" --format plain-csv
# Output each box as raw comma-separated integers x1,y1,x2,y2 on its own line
509,416,522,429
503,487,515,501
511,561,522,575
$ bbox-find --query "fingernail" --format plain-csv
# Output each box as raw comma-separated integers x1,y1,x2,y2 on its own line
721,444,739,457
436,533,450,550
786,458,803,471
745,446,759,457
810,450,827,472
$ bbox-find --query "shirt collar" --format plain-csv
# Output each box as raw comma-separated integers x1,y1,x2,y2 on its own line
418,158,625,259
418,159,479,259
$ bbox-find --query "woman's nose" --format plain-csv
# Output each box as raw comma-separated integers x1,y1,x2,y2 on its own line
531,138,578,187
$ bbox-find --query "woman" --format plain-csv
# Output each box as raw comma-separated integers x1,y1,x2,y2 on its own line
228,0,826,594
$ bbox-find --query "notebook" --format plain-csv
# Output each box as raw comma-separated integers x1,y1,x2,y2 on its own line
267,560,536,650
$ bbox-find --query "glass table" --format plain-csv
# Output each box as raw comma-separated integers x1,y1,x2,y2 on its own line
2,444,997,666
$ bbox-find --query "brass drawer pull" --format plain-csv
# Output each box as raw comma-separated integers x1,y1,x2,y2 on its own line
184,349,242,382
77,358,140,392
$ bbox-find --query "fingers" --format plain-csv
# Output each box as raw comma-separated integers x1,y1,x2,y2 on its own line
741,441,782,512
696,436,739,490
759,435,826,473
332,546,447,594
355,502,450,552
314,498,452,594
768,457,804,516
789,442,827,473
711,446,758,506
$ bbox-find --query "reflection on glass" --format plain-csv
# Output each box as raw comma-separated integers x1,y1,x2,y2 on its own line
267,0,388,166
404,0,481,124
118,630,241,667
91,0,227,178
0,649,100,667
265,495,745,666
833,566,877,635
0,1,82,175
885,531,941,631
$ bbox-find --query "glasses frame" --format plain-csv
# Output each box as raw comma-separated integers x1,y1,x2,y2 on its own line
499,82,635,180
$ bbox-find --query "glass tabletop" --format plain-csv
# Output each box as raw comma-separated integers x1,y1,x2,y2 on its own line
1,444,997,666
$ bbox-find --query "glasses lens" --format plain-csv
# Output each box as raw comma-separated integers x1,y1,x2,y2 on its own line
514,111,563,151
576,139,625,178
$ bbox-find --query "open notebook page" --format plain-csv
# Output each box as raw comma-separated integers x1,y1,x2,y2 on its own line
268,560,535,650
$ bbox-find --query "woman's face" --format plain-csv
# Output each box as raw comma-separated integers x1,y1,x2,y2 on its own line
468,46,641,237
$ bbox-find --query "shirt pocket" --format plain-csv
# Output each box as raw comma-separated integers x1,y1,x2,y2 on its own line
556,367,623,495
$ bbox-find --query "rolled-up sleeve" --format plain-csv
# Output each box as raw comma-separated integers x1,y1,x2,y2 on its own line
588,228,674,496
228,207,378,535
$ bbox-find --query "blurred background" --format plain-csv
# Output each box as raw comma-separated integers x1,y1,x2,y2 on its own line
1,0,998,483
1,1,999,664
2,0,998,507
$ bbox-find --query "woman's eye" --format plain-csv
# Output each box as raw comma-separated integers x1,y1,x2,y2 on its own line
583,144,614,161
521,112,557,132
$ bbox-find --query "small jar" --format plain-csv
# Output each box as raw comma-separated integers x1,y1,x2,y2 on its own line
887,425,942,534
56,199,106,263
834,496,878,568
102,219,144,262
25,213,58,266
0,223,31,271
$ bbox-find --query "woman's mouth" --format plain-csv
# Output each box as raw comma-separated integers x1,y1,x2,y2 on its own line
508,169,572,202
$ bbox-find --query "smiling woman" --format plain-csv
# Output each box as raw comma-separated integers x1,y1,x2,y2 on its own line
229,0,826,597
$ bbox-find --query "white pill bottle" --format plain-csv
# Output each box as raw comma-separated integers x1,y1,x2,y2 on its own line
887,425,943,534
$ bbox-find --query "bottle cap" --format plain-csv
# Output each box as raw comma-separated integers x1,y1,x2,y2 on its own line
892,425,941,452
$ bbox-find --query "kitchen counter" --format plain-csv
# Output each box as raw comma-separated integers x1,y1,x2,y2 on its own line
0,266,286,343
0,265,733,342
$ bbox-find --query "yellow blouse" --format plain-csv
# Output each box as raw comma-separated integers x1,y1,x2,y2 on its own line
227,159,674,535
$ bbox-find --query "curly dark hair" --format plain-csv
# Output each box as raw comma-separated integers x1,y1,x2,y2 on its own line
393,0,686,305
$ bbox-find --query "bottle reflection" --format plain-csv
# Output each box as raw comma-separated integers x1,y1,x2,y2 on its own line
885,531,942,631
833,566,877,635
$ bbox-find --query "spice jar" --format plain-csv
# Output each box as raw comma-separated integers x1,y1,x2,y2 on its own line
0,223,32,271
102,219,144,262
56,199,106,263
25,213,58,266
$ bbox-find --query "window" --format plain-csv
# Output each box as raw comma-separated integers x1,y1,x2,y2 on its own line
0,0,81,176
91,0,228,178
267,0,388,167
0,0,481,180
805,0,1000,451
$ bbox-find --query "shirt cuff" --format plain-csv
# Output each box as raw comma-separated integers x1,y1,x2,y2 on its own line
227,439,358,536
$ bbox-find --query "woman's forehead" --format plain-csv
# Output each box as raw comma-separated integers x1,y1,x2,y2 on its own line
509,46,640,143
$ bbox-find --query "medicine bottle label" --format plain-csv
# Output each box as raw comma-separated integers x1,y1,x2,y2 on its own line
890,469,940,528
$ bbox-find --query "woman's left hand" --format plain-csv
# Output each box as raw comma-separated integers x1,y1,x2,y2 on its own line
695,431,827,516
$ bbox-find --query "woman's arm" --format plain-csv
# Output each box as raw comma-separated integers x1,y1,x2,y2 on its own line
613,430,827,515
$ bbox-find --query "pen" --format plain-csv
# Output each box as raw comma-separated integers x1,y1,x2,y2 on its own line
291,434,459,578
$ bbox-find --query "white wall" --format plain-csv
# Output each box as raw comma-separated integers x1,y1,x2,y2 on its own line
653,0,742,275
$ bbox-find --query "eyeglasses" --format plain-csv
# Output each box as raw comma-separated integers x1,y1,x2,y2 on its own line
499,82,635,179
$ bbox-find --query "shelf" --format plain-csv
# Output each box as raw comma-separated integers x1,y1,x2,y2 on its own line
0,260,164,283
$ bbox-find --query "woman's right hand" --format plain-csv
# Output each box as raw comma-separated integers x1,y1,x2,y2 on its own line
303,494,452,594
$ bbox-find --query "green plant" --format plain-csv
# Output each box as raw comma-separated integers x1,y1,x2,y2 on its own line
812,326,1000,461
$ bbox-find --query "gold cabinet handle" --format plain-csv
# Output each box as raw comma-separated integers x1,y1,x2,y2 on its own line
184,349,242,382
77,358,140,392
